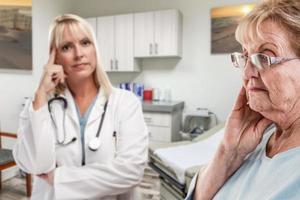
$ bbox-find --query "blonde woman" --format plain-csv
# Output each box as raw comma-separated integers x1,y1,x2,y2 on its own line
13,14,148,200
186,0,300,199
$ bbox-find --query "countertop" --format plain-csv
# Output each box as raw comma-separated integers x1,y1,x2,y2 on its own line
142,100,184,113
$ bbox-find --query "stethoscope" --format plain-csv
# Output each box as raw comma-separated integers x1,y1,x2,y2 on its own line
48,94,108,151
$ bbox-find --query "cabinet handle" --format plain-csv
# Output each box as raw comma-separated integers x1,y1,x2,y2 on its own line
144,117,152,123
155,43,158,54
110,59,113,71
115,59,118,71
149,43,153,55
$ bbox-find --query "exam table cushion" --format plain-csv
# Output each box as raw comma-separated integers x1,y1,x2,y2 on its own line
149,123,224,185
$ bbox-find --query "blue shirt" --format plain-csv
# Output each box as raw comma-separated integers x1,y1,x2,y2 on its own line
75,96,98,165
186,127,300,200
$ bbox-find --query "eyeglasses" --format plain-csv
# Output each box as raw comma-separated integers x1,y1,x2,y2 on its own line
230,52,300,70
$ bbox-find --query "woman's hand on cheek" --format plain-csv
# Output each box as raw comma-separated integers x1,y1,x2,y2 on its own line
222,87,272,160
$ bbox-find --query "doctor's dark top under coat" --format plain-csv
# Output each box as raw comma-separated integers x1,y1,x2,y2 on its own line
13,88,148,200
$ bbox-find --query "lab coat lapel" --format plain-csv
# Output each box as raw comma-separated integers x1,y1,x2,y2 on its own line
87,88,107,125
64,88,80,126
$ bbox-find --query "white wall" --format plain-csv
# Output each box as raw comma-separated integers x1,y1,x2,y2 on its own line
72,0,257,122
0,0,73,180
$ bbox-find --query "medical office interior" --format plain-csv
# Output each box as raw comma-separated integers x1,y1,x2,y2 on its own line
0,0,256,199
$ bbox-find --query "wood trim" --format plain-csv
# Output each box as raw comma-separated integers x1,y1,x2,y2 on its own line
0,161,16,171
26,173,32,197
0,132,32,197
0,132,17,139
0,131,16,149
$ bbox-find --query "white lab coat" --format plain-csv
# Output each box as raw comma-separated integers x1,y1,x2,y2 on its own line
13,88,148,200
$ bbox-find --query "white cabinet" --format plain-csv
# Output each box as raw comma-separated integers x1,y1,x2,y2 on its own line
144,111,182,144
115,15,140,71
86,15,140,72
134,9,182,58
96,14,140,72
96,16,114,72
85,9,183,72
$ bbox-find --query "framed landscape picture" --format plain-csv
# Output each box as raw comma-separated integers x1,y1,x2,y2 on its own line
0,0,32,70
211,4,255,54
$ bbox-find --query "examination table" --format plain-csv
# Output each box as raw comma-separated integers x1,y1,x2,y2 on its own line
148,123,224,200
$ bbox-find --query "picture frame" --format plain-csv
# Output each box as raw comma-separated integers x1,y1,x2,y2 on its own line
211,4,255,54
0,0,32,70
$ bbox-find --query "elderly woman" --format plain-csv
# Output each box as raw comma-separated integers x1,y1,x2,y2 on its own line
13,14,148,200
186,0,300,199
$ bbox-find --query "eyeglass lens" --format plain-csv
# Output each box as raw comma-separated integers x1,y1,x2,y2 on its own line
231,53,271,70
250,54,270,70
231,53,246,68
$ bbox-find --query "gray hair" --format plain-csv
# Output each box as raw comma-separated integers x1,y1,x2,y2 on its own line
236,0,300,56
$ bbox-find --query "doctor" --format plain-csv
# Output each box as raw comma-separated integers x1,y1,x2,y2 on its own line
13,14,148,200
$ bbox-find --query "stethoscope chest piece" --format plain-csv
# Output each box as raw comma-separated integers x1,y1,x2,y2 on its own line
88,138,101,151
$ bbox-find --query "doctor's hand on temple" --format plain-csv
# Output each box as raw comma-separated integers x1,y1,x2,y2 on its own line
33,48,67,111
13,14,148,200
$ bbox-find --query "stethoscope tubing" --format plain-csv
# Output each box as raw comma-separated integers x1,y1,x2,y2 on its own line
95,101,108,138
48,95,68,145
48,94,109,150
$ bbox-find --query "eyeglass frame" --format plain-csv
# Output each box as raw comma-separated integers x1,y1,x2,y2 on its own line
230,52,300,70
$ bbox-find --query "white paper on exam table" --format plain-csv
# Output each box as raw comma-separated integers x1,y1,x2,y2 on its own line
154,128,224,184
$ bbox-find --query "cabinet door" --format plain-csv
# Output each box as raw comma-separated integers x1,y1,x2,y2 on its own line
134,12,154,57
115,14,134,71
148,126,172,142
85,17,97,37
154,10,181,57
97,16,115,72
144,112,171,127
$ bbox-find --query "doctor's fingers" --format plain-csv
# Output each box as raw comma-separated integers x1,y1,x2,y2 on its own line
50,69,66,84
44,65,64,79
43,63,63,72
47,48,56,65
41,66,65,87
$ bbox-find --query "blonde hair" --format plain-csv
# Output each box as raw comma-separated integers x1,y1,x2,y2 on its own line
236,0,300,56
48,14,113,97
